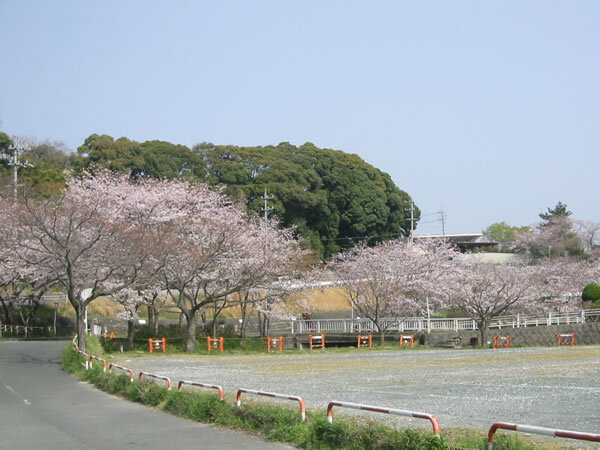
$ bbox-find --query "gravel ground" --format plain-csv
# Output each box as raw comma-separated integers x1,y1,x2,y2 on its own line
114,346,600,436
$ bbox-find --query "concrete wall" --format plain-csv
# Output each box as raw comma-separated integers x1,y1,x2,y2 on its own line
419,321,600,347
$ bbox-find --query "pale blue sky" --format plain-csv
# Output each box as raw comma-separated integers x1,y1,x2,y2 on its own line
1,1,598,234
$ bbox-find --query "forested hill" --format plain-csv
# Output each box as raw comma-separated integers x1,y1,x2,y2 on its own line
2,133,420,258
194,141,420,258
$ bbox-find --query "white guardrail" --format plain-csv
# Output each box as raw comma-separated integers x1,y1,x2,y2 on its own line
278,309,600,334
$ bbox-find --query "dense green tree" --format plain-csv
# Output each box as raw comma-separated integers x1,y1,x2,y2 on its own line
482,221,530,251
0,134,71,199
20,141,72,197
76,134,204,179
0,132,14,176
539,201,572,221
0,132,13,156
196,141,418,258
75,135,419,258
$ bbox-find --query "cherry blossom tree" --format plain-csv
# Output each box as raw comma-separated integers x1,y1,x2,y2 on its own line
11,172,169,351
530,257,592,311
440,258,538,344
6,170,307,351
161,208,308,352
0,196,57,326
573,220,600,253
516,216,581,258
331,238,459,344
112,288,161,350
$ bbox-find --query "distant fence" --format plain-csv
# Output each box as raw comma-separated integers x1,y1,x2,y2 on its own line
0,323,48,337
39,294,68,304
275,309,600,335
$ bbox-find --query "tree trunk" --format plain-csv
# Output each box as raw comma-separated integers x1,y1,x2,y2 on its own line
200,312,207,334
152,309,159,336
185,313,197,352
76,303,86,352
257,311,264,337
479,318,489,347
377,325,385,346
0,298,11,325
126,319,135,350
239,299,248,341
147,305,160,336
147,305,155,334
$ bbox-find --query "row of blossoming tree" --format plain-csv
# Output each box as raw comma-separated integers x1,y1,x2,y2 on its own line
0,171,310,352
331,238,599,345
2,171,598,352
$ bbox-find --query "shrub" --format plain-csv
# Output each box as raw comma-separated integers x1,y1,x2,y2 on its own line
131,382,169,406
582,283,600,302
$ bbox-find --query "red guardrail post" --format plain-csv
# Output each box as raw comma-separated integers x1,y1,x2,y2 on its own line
138,371,173,390
148,337,167,353
177,380,224,400
488,422,600,449
89,355,107,372
267,336,284,351
77,350,90,371
207,336,224,352
557,332,576,346
493,336,511,349
357,335,372,348
236,388,306,422
399,335,414,347
326,401,440,435
108,363,135,382
309,334,325,349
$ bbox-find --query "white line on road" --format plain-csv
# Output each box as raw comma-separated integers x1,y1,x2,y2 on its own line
5,384,32,406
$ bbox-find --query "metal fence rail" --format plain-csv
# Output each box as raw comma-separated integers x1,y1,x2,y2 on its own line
281,309,600,334
0,324,47,336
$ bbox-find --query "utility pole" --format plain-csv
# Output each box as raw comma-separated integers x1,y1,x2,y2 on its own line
439,209,446,238
262,188,273,223
405,201,417,244
409,201,415,244
7,140,33,202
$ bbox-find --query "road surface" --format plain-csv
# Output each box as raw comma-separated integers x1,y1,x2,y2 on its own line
0,340,289,450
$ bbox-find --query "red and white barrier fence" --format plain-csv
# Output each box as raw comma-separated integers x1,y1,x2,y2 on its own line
77,349,90,370
326,401,441,435
139,371,173,390
108,363,135,382
487,422,600,449
236,389,306,422
178,381,224,400
89,355,107,372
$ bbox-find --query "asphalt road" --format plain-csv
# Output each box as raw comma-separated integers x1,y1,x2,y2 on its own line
0,340,289,450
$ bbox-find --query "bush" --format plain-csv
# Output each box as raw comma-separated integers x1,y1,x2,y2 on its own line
582,283,600,302
129,382,169,406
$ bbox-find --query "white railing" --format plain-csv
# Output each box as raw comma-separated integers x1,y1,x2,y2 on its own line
286,309,600,334
489,309,600,328
0,324,47,336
